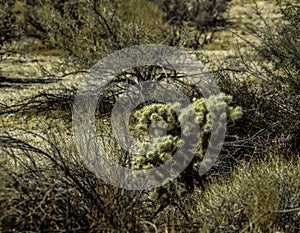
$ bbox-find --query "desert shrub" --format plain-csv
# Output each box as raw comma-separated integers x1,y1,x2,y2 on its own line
0,0,23,78
1,130,299,232
117,0,166,30
0,0,22,48
154,0,232,48
156,0,231,29
11,0,166,67
214,0,300,158
191,153,300,232
244,0,300,95
215,69,299,162
149,150,300,232
0,131,150,232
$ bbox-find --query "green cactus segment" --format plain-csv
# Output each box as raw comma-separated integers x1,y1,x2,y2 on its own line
129,93,242,193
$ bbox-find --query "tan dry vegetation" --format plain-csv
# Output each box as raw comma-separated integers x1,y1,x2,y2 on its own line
0,0,299,232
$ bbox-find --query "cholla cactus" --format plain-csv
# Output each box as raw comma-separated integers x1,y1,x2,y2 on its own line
130,93,242,198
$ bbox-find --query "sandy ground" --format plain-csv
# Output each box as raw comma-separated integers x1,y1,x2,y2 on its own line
0,54,85,106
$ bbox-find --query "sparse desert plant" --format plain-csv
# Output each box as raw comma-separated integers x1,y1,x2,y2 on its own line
244,0,300,95
11,0,166,67
213,0,300,159
156,0,231,29
0,0,22,48
0,129,150,232
191,152,300,233
154,0,232,48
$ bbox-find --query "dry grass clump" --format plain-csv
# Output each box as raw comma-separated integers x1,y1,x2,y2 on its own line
209,0,300,162
0,130,152,232
149,152,300,232
1,127,299,232
201,153,300,232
